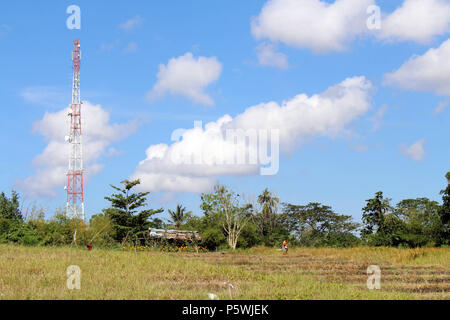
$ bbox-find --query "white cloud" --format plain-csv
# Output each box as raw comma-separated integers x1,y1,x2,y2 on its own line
119,15,144,31
384,39,450,95
17,102,139,197
400,139,427,162
106,147,124,158
379,0,450,43
133,76,373,193
251,0,374,53
99,39,121,53
435,100,449,113
256,42,289,69
251,0,450,53
148,52,222,106
351,144,369,152
21,86,69,109
369,105,387,131
123,42,138,54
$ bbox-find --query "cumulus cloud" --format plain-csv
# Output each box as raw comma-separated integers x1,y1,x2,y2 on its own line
256,42,289,69
251,0,374,53
148,52,222,106
17,102,139,197
251,0,450,54
133,76,373,193
384,39,450,95
400,139,426,162
379,0,450,43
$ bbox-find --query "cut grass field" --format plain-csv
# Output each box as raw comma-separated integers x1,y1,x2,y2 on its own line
0,245,449,300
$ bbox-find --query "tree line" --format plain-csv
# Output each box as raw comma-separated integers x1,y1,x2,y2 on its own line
0,172,449,249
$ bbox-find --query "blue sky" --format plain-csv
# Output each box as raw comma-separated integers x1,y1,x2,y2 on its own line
1,0,449,223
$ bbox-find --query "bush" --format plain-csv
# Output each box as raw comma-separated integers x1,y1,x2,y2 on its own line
0,219,40,245
85,214,115,247
237,223,262,249
323,232,361,248
200,227,226,250
262,226,292,247
19,232,40,246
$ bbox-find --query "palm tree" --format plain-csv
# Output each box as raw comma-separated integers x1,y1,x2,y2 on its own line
256,188,280,236
168,205,192,229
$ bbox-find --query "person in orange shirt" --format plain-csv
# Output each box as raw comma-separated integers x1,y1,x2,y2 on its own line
282,240,288,255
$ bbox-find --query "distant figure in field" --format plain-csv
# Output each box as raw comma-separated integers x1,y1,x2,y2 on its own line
87,243,93,251
282,240,288,255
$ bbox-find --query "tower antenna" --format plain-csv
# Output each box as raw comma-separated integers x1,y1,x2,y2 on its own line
66,39,85,221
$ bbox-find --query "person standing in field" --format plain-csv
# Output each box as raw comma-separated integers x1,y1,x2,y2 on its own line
282,240,288,255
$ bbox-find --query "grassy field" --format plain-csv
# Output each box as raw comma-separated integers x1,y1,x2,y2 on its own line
0,245,449,300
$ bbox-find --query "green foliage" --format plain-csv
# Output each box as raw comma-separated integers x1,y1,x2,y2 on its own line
28,213,80,246
168,205,192,229
1,173,449,249
103,179,163,242
321,231,361,248
200,184,253,250
149,218,165,229
255,188,280,237
361,191,393,239
237,222,262,249
438,172,450,245
0,191,36,245
86,214,115,247
0,191,23,222
200,227,226,250
260,224,292,247
395,198,443,247
281,202,360,247
362,184,449,247
366,213,406,247
0,218,39,245
250,188,291,246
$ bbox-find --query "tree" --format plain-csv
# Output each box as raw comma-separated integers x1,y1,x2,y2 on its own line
0,191,23,222
168,205,192,229
255,188,280,237
0,191,35,245
200,184,253,250
396,198,442,247
282,202,360,247
361,191,393,239
103,179,163,242
438,172,450,245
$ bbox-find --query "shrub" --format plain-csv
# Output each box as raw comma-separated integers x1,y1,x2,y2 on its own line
201,227,226,250
237,223,262,249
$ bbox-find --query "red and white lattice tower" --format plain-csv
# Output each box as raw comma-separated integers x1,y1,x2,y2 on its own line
66,39,85,221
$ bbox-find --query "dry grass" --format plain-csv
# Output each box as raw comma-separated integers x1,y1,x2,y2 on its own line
0,245,448,300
